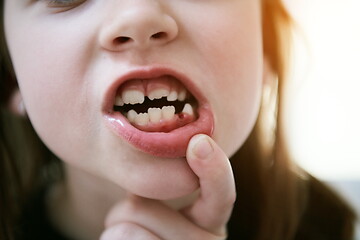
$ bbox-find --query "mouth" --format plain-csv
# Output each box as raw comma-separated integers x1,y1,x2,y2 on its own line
103,67,214,158
113,75,198,132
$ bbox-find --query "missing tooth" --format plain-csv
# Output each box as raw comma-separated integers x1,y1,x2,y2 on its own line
113,96,196,114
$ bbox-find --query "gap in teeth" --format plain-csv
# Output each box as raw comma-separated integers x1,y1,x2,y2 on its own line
117,96,191,114
115,77,188,106
125,103,195,126
113,97,197,126
113,77,198,127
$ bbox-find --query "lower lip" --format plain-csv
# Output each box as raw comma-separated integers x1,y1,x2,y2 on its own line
104,104,214,158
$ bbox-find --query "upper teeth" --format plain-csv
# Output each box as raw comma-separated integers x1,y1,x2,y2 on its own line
115,87,188,106
178,87,187,101
115,95,124,106
121,90,145,105
167,91,178,101
148,88,170,101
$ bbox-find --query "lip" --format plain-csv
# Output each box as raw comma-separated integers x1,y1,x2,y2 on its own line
102,66,214,158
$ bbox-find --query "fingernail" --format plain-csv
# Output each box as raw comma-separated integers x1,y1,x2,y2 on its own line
192,135,214,159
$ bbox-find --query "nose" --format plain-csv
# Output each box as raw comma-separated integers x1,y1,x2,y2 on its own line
99,2,178,52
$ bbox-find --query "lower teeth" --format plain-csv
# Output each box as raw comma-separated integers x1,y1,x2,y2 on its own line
126,103,194,127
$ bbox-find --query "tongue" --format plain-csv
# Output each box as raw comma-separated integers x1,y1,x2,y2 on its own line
132,113,195,132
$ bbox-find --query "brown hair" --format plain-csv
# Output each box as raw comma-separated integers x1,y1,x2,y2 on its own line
0,0,356,240
227,1,356,239
0,3,57,239
226,1,304,239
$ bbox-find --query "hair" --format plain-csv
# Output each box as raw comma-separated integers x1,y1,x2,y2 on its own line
227,1,305,238
0,0,356,240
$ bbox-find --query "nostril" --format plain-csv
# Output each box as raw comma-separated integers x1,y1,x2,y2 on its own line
151,32,167,39
114,36,132,44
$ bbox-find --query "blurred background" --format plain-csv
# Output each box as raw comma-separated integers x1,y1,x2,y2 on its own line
284,0,360,236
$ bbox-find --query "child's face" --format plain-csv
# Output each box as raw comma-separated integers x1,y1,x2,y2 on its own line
5,0,263,199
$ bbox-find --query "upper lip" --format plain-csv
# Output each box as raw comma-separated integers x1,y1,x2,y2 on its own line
102,65,207,114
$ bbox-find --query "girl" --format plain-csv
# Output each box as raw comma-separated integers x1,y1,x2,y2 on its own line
0,0,356,239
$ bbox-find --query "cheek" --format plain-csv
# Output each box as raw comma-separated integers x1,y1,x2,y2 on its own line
15,58,93,163
6,19,99,164
215,77,263,158
212,61,263,158
197,8,263,157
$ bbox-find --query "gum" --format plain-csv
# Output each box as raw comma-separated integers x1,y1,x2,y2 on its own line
117,76,181,96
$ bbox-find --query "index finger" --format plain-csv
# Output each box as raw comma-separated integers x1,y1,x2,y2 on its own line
182,134,236,236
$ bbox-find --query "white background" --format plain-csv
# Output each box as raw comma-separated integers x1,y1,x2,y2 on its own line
284,0,360,181
284,1,360,235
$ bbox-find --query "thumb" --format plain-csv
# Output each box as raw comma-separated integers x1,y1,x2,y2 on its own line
182,134,236,236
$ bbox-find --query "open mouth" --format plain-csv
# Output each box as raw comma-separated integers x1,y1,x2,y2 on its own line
103,68,213,158
112,75,198,132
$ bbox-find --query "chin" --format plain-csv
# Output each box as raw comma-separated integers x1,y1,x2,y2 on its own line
118,154,200,200
133,180,199,201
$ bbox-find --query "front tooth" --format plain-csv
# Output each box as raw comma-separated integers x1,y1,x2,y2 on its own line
122,90,145,105
167,91,178,101
127,110,137,123
162,106,175,120
148,89,170,100
178,88,187,101
115,95,124,106
148,108,162,123
135,113,149,126
182,103,194,116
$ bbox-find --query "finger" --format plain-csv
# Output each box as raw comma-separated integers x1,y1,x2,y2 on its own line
104,196,222,240
183,134,236,236
100,222,161,240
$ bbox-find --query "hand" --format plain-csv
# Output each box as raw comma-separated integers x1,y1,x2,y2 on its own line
100,134,236,240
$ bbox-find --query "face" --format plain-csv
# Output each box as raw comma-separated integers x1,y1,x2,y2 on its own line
4,0,263,200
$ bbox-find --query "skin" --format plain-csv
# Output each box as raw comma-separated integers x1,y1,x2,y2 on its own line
5,0,264,239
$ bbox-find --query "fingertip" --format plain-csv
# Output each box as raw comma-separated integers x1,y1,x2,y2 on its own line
187,134,214,161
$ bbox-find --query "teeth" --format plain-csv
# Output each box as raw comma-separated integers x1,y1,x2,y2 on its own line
148,108,162,123
182,103,194,116
166,91,178,101
122,90,145,105
148,89,170,100
117,86,189,106
119,84,195,127
115,96,124,106
127,110,137,123
162,106,175,120
126,104,194,126
178,88,187,101
135,113,149,126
